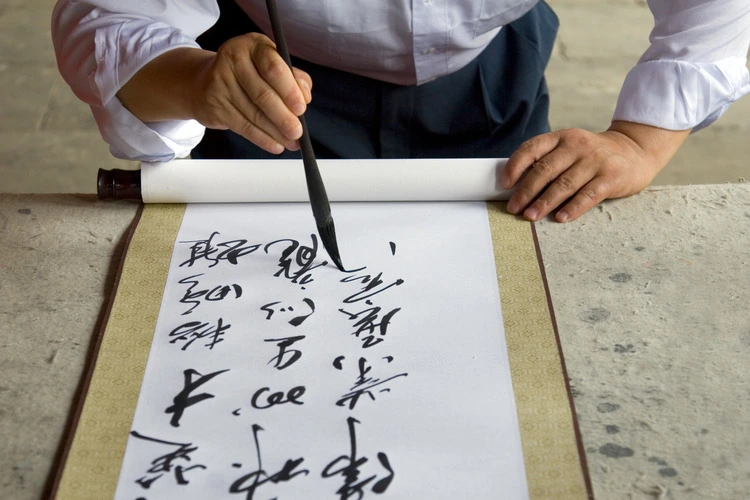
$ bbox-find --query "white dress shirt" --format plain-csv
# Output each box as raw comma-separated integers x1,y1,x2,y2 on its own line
51,0,750,161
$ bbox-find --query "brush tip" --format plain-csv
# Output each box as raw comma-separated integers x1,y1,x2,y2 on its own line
318,220,345,272
330,253,345,272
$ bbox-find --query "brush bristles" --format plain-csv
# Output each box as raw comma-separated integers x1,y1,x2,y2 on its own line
318,221,345,271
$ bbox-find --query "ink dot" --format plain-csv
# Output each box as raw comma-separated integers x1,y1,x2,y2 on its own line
232,463,242,468
333,356,345,370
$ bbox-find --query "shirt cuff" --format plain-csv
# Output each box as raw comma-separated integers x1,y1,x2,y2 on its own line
91,18,205,160
92,97,205,162
613,56,750,132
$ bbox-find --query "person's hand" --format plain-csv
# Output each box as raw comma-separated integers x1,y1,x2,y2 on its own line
188,33,312,154
500,121,690,222
117,34,312,154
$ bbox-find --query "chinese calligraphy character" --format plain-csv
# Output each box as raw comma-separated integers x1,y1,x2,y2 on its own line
165,368,230,427
229,424,310,499
130,430,206,489
322,417,395,499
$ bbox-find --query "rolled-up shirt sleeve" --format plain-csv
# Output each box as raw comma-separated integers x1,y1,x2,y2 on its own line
51,1,218,161
614,0,750,132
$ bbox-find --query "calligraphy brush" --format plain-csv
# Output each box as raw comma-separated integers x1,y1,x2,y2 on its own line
264,0,345,272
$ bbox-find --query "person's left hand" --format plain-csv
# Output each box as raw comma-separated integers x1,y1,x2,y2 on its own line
500,120,690,222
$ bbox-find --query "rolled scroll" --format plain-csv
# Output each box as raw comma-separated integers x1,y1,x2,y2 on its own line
98,158,511,203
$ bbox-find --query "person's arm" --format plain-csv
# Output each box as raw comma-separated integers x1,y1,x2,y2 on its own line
52,1,310,161
502,0,750,222
52,1,218,160
115,35,312,156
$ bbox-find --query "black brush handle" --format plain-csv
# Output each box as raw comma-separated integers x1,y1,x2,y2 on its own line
265,0,329,219
265,0,343,270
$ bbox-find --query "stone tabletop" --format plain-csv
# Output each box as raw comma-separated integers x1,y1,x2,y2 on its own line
1,185,748,499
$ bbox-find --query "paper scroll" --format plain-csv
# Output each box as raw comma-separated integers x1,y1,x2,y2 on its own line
140,158,510,203
111,201,528,499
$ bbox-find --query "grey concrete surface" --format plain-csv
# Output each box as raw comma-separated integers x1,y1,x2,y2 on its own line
0,0,748,194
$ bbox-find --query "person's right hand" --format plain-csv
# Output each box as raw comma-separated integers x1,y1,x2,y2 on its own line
116,33,312,155
189,33,312,154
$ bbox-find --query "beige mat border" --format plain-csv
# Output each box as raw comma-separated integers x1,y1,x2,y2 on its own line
51,202,591,499
52,204,186,500
487,202,592,499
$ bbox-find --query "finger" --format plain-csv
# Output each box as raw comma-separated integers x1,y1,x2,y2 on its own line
501,132,561,189
220,99,289,154
555,176,612,223
234,54,304,142
520,161,597,221
251,41,308,119
292,68,313,103
230,108,285,154
506,145,581,215
222,75,301,151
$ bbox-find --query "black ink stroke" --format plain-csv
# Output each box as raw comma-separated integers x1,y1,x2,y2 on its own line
261,298,316,326
165,368,230,427
264,235,326,284
260,301,282,319
336,357,407,410
333,356,346,370
341,272,404,304
251,386,306,410
322,417,395,499
168,318,231,350
289,298,315,326
179,232,261,268
178,273,242,315
339,305,401,348
229,424,309,499
129,430,206,489
265,335,306,370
